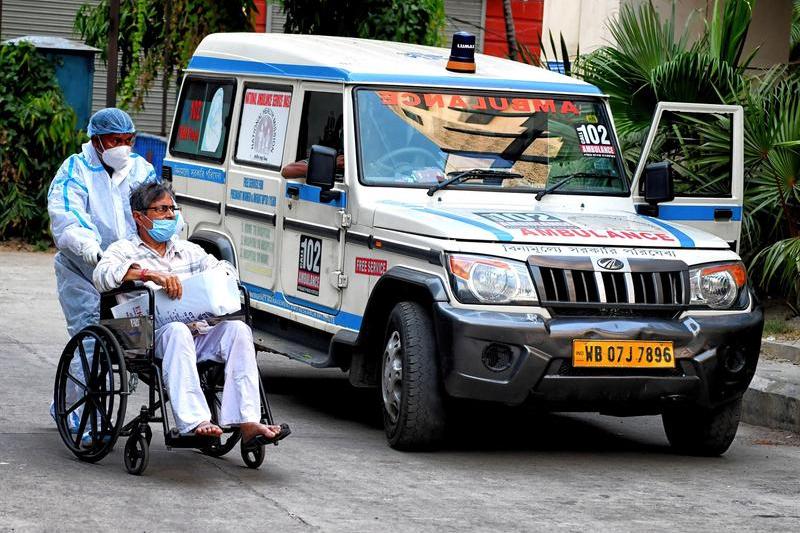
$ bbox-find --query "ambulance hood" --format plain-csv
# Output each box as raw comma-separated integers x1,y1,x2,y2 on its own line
372,203,727,249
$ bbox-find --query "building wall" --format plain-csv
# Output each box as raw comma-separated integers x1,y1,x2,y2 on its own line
542,0,619,57
544,0,790,67
1,0,177,136
483,0,544,58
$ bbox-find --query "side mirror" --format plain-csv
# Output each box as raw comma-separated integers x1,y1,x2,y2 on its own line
306,145,336,190
643,162,674,205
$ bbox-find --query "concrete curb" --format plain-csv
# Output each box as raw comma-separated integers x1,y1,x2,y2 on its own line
742,358,800,434
760,339,800,364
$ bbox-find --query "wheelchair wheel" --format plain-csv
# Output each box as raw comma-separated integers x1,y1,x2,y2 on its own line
201,390,241,457
54,325,128,463
241,441,265,469
124,433,149,475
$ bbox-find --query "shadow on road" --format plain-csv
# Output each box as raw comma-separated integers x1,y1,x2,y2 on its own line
261,368,672,455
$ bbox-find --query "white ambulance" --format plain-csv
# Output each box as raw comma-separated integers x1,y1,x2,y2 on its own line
164,33,763,454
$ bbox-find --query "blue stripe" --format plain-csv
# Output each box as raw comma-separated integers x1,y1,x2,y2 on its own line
381,201,514,241
189,56,351,82
241,282,362,331
286,182,346,208
353,73,603,94
642,216,695,248
283,294,339,315
657,205,742,222
189,55,603,95
422,208,515,241
78,154,104,172
164,161,226,184
63,158,91,230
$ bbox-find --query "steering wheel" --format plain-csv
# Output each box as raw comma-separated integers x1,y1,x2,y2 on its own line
371,147,442,171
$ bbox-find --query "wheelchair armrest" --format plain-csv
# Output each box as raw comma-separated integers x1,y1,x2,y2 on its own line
100,281,157,319
102,280,154,298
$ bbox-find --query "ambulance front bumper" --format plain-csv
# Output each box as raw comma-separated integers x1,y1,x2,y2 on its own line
432,300,763,413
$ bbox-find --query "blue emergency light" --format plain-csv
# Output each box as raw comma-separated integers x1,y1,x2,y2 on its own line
446,32,476,73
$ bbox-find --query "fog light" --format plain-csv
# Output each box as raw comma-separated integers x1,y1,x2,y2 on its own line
482,343,513,372
721,345,746,374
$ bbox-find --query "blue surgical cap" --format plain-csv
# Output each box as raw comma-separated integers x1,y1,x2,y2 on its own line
87,108,135,137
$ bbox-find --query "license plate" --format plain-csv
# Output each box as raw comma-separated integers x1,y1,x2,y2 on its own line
572,340,675,368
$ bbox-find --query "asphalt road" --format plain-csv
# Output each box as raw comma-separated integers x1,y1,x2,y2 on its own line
1,250,799,532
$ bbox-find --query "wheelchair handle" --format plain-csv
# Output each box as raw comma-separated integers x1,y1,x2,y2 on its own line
238,283,252,327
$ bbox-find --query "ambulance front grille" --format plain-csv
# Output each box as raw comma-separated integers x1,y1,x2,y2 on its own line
528,257,689,310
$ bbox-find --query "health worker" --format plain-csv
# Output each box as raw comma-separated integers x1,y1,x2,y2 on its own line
46,108,159,434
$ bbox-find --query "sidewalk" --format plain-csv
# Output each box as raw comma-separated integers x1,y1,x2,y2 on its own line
742,339,800,434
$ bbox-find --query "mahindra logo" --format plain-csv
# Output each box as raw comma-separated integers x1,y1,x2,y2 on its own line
597,258,624,271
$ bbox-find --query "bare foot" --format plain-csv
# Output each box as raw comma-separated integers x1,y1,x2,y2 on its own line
240,422,282,443
193,421,223,437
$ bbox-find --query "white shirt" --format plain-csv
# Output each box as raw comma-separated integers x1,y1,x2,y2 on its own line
93,233,237,293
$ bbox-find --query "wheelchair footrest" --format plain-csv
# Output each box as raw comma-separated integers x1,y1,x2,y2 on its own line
165,428,218,449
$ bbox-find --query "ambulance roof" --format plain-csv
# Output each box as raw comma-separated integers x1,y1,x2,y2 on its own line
188,33,603,96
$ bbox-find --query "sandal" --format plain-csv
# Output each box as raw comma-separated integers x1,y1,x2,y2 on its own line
243,423,292,448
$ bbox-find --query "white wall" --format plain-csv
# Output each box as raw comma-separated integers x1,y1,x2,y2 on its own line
541,0,620,58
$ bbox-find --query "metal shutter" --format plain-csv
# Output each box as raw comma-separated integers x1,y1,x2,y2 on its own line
268,2,287,33
445,0,486,52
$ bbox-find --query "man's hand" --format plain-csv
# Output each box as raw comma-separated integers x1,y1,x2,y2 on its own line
81,243,102,266
147,271,183,299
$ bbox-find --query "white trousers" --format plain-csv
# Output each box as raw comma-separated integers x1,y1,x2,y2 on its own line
155,320,261,434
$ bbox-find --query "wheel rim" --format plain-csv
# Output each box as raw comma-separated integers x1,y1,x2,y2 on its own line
382,331,403,424
125,435,148,473
54,326,127,461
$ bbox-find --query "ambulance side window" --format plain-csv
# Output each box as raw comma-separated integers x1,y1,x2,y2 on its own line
296,91,343,161
170,77,235,163
233,83,293,170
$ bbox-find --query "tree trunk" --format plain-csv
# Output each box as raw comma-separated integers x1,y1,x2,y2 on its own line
503,0,518,60
106,0,120,107
161,1,171,136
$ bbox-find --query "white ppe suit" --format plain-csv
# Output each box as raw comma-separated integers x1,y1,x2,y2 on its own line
47,142,157,426
47,141,158,337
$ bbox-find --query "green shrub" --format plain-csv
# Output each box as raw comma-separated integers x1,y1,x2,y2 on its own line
0,42,86,244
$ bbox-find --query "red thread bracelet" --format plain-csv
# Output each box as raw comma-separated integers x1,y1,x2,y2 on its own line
140,268,148,281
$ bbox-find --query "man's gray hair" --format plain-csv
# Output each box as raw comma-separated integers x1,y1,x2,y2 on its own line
130,182,175,213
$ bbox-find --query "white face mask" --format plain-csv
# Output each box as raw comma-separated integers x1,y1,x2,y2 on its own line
99,144,132,171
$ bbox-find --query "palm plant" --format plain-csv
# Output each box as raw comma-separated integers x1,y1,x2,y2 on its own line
576,1,800,305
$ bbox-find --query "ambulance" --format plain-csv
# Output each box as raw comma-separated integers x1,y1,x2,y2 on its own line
164,32,763,454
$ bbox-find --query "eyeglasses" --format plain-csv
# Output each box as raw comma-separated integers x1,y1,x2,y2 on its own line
99,134,136,148
146,205,181,214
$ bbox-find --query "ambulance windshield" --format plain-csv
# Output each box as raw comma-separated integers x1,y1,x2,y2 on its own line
355,88,627,195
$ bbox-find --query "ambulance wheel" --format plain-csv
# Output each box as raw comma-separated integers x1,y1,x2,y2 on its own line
54,325,128,463
241,443,265,469
662,398,742,456
380,301,446,451
124,433,149,475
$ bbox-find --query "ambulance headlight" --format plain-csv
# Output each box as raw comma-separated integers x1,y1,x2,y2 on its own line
689,262,747,309
448,254,538,305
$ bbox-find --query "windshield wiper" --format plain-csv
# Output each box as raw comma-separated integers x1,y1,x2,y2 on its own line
427,168,523,196
534,172,610,201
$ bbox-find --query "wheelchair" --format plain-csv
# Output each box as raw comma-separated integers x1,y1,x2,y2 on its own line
52,281,287,475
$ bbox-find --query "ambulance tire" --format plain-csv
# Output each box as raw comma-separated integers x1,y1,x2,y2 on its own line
662,398,742,456
380,301,446,451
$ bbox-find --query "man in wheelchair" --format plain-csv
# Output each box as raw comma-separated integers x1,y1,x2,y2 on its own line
93,182,285,446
